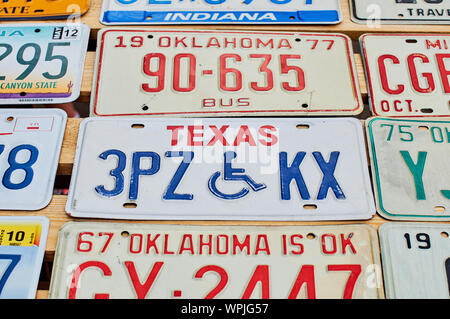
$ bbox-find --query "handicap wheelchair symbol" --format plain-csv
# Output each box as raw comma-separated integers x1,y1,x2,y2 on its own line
208,151,267,200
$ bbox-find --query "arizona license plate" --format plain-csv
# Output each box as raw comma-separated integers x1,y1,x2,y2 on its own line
0,0,90,20
0,216,49,299
66,118,375,221
366,117,450,221
351,0,450,24
360,34,450,117
49,222,384,299
379,222,450,298
100,0,342,25
0,108,67,210
91,30,362,117
0,23,90,104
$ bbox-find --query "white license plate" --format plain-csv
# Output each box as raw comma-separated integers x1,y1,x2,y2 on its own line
49,222,384,299
366,117,450,221
91,30,363,117
379,222,450,298
100,0,342,25
360,34,450,117
0,23,90,105
0,216,49,299
0,108,66,210
66,118,375,221
351,0,450,24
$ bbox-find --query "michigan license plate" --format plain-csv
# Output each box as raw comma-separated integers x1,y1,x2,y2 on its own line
351,0,450,24
379,222,450,298
366,117,450,221
360,34,450,117
0,108,67,210
0,24,90,104
100,0,342,25
48,222,384,299
0,0,90,20
0,216,48,299
66,117,375,221
91,30,362,117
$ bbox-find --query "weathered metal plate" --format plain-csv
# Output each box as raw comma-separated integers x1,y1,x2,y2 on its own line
49,222,384,299
100,0,342,25
0,108,67,210
91,29,363,117
360,34,450,117
0,0,90,20
366,117,450,221
0,216,49,299
66,117,375,221
379,222,450,299
0,23,90,104
351,0,450,24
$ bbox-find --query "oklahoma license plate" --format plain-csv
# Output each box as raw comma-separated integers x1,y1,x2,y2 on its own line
0,23,90,104
379,222,450,298
366,117,450,221
66,118,375,221
0,216,49,299
0,0,90,20
0,108,67,210
100,0,342,25
351,0,450,24
49,222,384,299
91,30,363,117
360,34,450,117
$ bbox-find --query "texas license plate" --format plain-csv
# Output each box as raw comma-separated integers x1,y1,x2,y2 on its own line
100,0,342,25
379,222,450,298
0,0,90,20
0,108,67,210
360,34,450,117
366,117,450,221
91,30,362,117
0,23,90,104
66,118,375,221
0,216,48,299
351,0,450,24
48,222,384,299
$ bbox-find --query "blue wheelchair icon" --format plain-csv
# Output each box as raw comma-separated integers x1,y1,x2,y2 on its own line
208,151,267,200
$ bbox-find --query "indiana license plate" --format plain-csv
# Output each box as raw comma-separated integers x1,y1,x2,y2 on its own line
0,0,90,20
91,30,362,117
0,23,90,104
66,118,375,221
351,0,450,24
360,34,450,117
100,0,342,25
48,222,384,299
0,108,67,210
0,216,49,299
366,117,450,221
379,222,450,298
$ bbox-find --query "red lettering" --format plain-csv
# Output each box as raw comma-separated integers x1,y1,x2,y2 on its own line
129,234,143,254
199,234,213,255
288,265,316,299
328,264,361,299
340,233,357,254
206,37,221,48
232,234,250,255
167,125,183,146
175,37,187,47
178,234,194,255
188,125,204,146
256,38,274,49
224,37,236,48
436,53,450,93
125,261,164,299
407,53,435,93
163,234,174,255
216,234,229,255
258,125,278,146
233,125,256,146
194,265,228,299
207,125,229,146
290,234,304,255
321,234,337,255
146,234,160,254
158,36,170,47
278,38,292,49
426,40,442,49
69,261,112,299
202,99,215,107
242,265,270,299
255,234,270,255
378,54,404,94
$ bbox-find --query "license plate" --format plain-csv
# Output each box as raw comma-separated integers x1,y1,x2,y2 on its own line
66,118,375,221
91,30,362,117
366,117,450,221
0,0,90,20
0,108,67,210
360,34,450,117
0,23,90,104
100,0,342,25
379,222,450,298
350,0,450,24
0,216,49,299
48,222,384,299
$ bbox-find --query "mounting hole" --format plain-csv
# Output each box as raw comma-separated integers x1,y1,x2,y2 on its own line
131,124,145,129
301,103,309,108
418,126,429,131
142,105,149,111
146,15,152,20
147,35,153,39
19,92,27,96
441,232,449,238
434,206,446,213
289,16,295,20
123,202,137,208
6,116,14,122
306,233,316,240
420,108,434,114
121,231,130,237
34,28,41,33
398,14,404,18
296,124,310,130
303,204,317,210
295,38,301,42
406,39,418,43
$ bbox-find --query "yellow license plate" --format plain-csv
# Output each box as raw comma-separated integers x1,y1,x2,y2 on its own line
0,0,90,19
